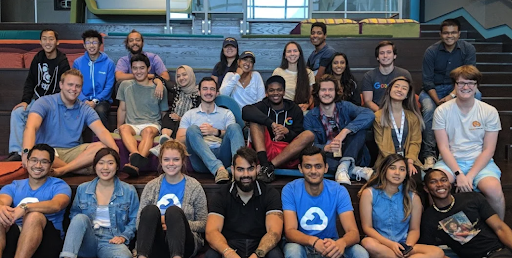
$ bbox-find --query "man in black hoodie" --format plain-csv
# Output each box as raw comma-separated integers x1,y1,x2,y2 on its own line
242,75,315,182
5,29,70,161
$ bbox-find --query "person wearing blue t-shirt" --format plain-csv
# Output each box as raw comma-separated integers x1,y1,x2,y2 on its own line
21,69,118,177
306,22,336,81
136,140,207,258
282,146,368,258
0,144,71,258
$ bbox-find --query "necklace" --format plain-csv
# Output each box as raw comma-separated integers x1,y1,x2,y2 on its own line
433,195,455,213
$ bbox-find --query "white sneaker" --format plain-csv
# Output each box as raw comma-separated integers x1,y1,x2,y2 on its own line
159,134,171,145
422,156,437,170
149,144,161,156
352,166,374,182
335,165,351,185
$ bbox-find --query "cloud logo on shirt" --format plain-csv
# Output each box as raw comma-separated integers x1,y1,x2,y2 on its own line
157,194,182,210
285,117,293,125
300,207,328,231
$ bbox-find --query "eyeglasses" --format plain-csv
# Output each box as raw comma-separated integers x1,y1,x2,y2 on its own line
85,41,99,45
28,158,51,166
441,31,459,36
455,81,477,88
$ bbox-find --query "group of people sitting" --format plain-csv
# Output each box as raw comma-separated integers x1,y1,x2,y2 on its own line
1,144,511,258
0,17,510,258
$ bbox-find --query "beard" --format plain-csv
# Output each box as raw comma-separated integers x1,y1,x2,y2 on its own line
127,44,142,55
235,177,255,192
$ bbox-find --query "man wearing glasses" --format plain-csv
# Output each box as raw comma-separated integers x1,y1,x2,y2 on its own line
73,30,115,127
304,75,374,185
0,144,71,258
419,18,478,170
432,65,504,220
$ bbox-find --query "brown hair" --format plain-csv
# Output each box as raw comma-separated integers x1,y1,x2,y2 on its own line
60,68,84,84
379,76,424,129
158,140,190,175
312,74,343,106
358,154,416,221
450,65,482,86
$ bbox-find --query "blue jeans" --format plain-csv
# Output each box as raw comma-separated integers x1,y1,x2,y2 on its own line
8,100,35,153
283,242,369,258
60,214,132,258
185,124,245,175
326,129,370,174
419,85,482,159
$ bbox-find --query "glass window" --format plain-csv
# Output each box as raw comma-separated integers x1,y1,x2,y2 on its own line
247,0,309,19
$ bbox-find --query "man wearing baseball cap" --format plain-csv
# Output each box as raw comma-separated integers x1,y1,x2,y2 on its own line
242,75,315,183
219,50,265,109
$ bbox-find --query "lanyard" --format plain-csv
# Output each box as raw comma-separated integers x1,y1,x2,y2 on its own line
390,109,405,150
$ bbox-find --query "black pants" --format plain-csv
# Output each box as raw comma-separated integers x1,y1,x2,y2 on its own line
204,239,283,258
94,101,111,128
486,247,512,258
137,205,196,258
3,219,63,258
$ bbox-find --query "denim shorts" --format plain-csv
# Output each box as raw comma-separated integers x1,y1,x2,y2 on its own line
433,159,501,191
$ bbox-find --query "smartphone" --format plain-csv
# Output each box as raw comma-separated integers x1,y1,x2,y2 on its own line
399,242,413,256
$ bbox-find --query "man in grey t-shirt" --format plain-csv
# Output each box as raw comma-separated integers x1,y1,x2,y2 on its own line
117,53,168,176
361,41,412,112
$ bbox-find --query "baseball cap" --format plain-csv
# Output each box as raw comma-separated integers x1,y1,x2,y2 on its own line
239,51,256,63
222,37,238,48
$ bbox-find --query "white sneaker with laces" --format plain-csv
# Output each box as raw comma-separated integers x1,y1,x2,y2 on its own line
352,166,374,182
335,165,351,185
159,134,171,145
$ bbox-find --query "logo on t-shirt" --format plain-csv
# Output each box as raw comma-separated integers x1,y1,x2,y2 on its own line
472,121,481,127
300,207,328,231
438,211,480,244
285,117,293,125
157,193,182,213
17,197,40,206
373,82,387,89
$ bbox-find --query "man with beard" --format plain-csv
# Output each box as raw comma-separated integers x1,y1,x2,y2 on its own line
205,147,284,258
431,65,504,220
304,75,374,185
419,169,512,258
0,144,71,258
117,53,169,177
115,29,170,82
419,19,478,170
73,29,115,127
361,41,412,112
176,77,245,184
282,146,368,258
22,69,118,176
306,22,336,81
242,75,315,183
5,29,70,161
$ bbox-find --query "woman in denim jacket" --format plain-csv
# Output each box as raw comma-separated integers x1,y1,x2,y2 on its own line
358,154,444,258
60,148,139,258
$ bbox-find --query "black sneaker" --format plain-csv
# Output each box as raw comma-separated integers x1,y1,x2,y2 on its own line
258,163,275,183
5,152,21,161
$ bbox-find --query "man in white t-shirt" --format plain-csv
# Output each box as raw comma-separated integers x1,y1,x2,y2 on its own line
432,65,504,219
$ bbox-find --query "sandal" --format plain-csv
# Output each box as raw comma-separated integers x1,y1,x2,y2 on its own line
122,164,140,177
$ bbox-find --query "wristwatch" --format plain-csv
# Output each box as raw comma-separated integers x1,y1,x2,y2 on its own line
19,203,29,212
450,93,456,99
255,249,265,258
454,170,461,176
92,99,100,105
22,148,29,155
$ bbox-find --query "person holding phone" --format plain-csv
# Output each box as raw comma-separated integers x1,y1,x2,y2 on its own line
358,154,444,258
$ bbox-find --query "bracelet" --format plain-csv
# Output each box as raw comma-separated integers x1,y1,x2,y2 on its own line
216,129,221,137
312,238,320,249
223,248,236,257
